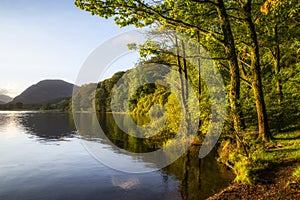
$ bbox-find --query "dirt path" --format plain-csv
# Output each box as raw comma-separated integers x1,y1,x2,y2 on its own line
207,161,300,200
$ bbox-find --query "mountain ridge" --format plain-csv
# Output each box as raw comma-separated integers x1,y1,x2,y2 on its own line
10,79,77,105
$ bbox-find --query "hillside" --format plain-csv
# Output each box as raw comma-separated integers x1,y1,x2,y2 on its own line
11,80,77,105
0,94,12,104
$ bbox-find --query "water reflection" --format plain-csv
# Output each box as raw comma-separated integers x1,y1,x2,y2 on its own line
163,147,233,200
98,113,156,153
76,112,234,199
102,113,234,199
17,112,76,141
0,111,234,200
0,111,180,200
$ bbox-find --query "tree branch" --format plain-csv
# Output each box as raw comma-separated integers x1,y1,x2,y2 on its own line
220,62,252,87
136,0,225,46
189,0,219,7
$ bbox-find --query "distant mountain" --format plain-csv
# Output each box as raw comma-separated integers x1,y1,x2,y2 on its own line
11,80,77,105
0,94,12,104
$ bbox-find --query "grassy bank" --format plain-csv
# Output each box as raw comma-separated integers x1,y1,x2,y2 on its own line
209,127,300,199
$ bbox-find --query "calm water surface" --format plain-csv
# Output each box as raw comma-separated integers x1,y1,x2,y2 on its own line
0,111,234,200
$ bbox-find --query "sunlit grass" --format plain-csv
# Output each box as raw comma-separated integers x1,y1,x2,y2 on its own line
247,129,300,183
264,130,300,163
219,129,300,184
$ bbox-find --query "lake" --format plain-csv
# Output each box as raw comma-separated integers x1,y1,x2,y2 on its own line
0,111,234,200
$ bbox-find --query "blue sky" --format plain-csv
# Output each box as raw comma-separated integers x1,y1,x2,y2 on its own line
0,0,139,97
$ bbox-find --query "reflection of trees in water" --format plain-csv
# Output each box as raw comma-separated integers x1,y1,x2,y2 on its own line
0,112,234,199
74,112,102,141
79,113,234,199
98,113,154,153
75,112,154,152
18,112,76,140
162,146,234,200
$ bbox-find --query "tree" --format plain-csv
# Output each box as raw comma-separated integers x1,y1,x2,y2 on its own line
241,0,271,140
214,0,244,137
258,0,300,130
75,0,245,139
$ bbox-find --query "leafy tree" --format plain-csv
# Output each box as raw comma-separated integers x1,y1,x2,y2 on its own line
74,0,246,138
73,0,300,183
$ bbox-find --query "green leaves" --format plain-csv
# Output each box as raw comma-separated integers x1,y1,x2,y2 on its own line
74,0,299,141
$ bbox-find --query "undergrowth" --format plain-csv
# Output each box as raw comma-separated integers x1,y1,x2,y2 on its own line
218,128,300,184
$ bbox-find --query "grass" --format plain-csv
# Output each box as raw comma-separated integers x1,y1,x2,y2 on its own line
249,129,300,183
219,128,300,184
260,130,300,162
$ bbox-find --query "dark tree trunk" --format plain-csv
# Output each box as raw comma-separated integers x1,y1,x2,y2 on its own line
175,35,186,105
180,38,192,131
216,0,243,135
181,40,189,101
244,0,271,141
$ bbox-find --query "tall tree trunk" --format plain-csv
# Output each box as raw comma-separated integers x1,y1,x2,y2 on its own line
181,40,189,101
180,38,192,132
244,0,271,141
216,0,243,135
175,35,186,105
